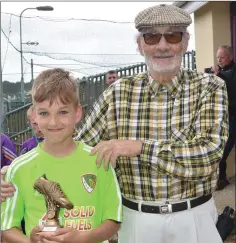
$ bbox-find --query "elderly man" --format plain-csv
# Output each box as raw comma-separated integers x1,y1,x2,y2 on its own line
79,5,228,243
213,46,236,190
1,4,228,243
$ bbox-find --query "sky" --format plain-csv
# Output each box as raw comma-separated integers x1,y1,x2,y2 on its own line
1,2,195,83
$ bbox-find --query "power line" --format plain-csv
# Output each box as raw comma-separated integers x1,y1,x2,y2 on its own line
1,30,33,73
24,51,139,56
1,12,133,24
24,52,140,66
30,63,139,66
1,15,12,72
29,63,97,66
2,61,142,76
33,62,141,70
0,37,141,74
1,28,20,53
3,71,43,76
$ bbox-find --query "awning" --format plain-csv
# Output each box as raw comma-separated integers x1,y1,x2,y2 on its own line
173,1,208,14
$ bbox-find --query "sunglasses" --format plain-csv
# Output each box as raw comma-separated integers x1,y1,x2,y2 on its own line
142,32,183,45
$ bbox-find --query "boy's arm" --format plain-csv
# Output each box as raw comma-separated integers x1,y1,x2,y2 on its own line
85,165,122,241
2,228,30,243
100,166,122,223
1,167,25,238
1,166,16,202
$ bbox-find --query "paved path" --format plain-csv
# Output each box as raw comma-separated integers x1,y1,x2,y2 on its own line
213,176,235,242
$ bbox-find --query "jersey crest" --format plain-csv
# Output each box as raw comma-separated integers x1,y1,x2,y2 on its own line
81,174,97,193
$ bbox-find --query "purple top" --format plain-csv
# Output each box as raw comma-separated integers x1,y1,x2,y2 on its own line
1,133,17,168
20,136,44,155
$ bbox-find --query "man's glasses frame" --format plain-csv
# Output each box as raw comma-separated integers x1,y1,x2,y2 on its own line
142,32,184,45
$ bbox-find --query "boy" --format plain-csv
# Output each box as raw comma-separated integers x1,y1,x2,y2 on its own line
1,133,17,168
20,105,44,155
1,68,122,243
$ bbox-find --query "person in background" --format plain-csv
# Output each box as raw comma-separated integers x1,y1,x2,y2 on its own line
105,70,118,86
20,106,44,155
205,45,236,190
1,133,17,168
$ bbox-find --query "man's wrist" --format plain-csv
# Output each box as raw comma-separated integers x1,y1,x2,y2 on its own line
136,140,143,156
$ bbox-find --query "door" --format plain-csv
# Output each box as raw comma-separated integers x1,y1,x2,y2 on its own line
230,2,236,60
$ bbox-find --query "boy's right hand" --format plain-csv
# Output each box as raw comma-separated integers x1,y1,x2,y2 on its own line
30,226,42,243
1,166,16,202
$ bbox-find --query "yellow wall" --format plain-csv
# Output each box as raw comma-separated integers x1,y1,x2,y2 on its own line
194,1,235,178
194,2,231,72
194,3,214,71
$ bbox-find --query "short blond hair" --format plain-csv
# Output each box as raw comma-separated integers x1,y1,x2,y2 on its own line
32,68,79,107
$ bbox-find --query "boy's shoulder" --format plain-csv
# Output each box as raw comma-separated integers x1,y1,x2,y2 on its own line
76,142,94,161
79,142,93,153
6,148,40,180
77,142,100,171
77,142,114,174
1,133,13,145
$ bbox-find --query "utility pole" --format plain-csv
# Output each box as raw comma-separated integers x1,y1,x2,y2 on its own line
19,6,54,104
31,59,34,83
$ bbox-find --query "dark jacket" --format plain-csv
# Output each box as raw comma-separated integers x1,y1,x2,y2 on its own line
217,61,236,117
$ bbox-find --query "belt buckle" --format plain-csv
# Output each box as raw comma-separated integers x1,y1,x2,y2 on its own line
160,202,172,214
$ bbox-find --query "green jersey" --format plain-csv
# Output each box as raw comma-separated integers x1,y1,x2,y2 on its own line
1,142,122,239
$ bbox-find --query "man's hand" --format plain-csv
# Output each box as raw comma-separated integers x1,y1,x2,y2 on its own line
38,227,88,243
212,65,220,74
1,166,16,202
90,139,143,170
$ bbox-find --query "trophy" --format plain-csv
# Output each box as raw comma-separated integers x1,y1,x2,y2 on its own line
34,174,74,232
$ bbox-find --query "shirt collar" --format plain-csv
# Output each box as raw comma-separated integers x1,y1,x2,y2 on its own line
220,60,235,71
148,70,184,98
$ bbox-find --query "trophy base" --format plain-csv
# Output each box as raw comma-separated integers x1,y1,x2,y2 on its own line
42,225,60,232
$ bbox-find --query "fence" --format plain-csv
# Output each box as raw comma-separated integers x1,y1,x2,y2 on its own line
3,50,196,152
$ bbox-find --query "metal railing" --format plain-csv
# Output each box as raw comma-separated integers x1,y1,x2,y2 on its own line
3,50,196,151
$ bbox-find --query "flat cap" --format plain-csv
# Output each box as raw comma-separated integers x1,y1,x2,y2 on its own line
135,4,192,30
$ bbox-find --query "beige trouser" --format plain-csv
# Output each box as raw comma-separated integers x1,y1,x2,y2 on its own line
118,197,222,243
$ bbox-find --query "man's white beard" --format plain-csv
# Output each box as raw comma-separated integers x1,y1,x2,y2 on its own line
145,53,183,74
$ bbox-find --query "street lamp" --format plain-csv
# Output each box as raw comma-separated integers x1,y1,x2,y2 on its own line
22,41,39,46
20,6,53,103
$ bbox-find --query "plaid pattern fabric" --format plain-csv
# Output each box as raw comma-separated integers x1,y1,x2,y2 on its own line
76,69,229,201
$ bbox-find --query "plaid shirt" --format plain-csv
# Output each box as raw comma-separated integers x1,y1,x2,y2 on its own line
77,69,229,201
